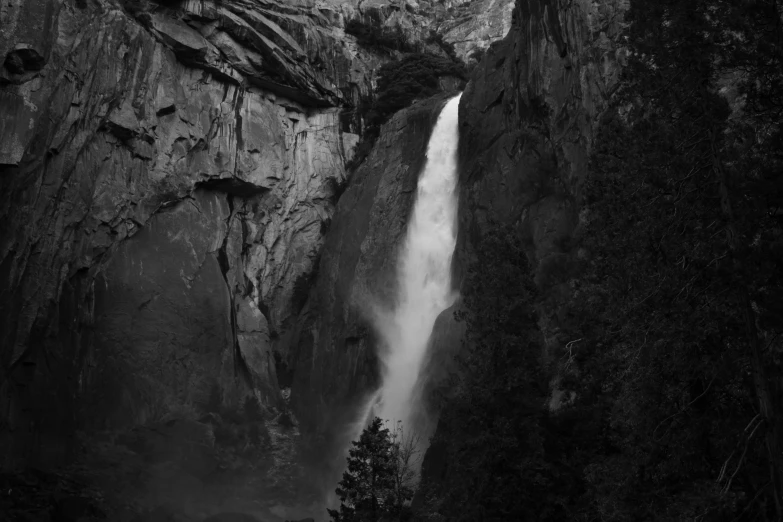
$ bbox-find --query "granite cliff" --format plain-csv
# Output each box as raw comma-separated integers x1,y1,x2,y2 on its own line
455,0,627,407
0,0,631,517
0,0,513,486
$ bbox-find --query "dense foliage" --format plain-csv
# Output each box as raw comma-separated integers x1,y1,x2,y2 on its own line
373,54,466,126
329,417,418,522
416,227,576,521
569,1,783,519
345,19,418,54
417,0,783,520
348,53,466,171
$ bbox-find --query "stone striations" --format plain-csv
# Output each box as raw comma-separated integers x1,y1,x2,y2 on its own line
339,0,515,65
0,0,356,467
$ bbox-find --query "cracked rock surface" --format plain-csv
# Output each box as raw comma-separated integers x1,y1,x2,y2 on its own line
0,0,360,468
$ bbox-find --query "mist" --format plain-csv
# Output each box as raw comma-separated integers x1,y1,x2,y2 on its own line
375,93,462,437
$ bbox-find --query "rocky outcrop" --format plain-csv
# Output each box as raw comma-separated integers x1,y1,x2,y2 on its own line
338,0,515,65
455,0,627,406
435,0,516,63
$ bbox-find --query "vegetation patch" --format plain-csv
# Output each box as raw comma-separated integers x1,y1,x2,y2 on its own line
344,18,418,54
348,53,467,172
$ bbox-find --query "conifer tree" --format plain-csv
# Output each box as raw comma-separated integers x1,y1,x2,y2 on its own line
328,417,396,522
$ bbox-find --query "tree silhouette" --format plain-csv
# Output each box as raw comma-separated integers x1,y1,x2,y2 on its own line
328,417,419,522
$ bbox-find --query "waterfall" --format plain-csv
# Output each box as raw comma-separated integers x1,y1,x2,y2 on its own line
323,94,462,517
375,93,462,434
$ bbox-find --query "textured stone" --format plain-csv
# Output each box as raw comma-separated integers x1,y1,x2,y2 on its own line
0,0,355,467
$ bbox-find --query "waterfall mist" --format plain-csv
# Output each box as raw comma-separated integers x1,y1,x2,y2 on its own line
375,93,462,437
322,94,462,518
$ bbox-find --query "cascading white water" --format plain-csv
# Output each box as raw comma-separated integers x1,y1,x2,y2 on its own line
324,94,462,515
375,93,462,432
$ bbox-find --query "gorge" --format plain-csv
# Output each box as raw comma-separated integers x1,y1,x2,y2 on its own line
2,0,783,521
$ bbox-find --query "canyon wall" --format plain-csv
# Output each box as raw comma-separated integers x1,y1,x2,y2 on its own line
0,0,514,470
0,0,367,468
456,0,627,409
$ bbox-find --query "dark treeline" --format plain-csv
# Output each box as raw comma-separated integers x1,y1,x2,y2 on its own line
347,53,466,171
414,0,783,521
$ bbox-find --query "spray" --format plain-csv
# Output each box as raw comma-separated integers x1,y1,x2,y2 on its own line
324,94,462,518
376,93,462,435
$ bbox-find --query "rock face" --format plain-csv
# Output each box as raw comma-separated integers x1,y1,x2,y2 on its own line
455,0,627,405
436,0,516,62
0,0,364,468
338,0,515,64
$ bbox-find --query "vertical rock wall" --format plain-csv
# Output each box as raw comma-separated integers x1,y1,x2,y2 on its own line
0,0,360,468
456,0,627,406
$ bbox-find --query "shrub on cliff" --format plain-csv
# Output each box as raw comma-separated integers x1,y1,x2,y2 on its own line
347,53,466,172
345,19,417,54
424,30,459,63
373,53,466,126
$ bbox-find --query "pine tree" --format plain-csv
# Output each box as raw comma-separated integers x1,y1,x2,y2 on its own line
328,417,396,522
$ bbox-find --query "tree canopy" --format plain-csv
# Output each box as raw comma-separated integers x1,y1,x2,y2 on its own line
329,418,419,522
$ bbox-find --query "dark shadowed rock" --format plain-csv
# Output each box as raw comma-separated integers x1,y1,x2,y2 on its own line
52,495,103,522
202,513,260,522
454,0,626,401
